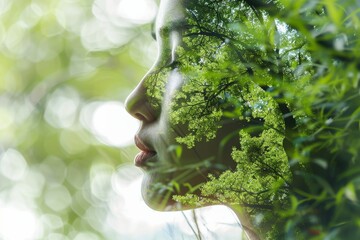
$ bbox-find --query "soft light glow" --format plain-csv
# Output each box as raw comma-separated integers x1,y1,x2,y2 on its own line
73,232,100,240
88,0,157,50
0,205,42,240
0,0,12,16
90,163,113,201
93,0,157,26
44,87,79,129
0,105,13,130
81,18,133,51
117,0,157,24
44,186,72,212
110,165,174,229
107,165,243,239
81,101,139,147
0,148,27,181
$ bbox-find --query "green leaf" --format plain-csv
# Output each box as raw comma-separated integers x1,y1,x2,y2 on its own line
344,183,358,203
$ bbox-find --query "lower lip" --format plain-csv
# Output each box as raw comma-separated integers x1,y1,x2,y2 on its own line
134,151,157,167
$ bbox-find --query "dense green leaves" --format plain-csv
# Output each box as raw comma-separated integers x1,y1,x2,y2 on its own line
162,0,360,238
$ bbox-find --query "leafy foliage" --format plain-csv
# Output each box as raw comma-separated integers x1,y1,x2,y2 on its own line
164,0,360,239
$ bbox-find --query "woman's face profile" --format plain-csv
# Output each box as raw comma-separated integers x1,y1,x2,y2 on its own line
125,0,236,210
125,0,286,211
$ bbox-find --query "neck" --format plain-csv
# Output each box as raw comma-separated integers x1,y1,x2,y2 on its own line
228,204,262,240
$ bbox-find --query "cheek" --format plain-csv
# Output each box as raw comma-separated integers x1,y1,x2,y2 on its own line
159,73,242,169
189,120,241,169
168,119,241,173
162,69,183,109
141,164,208,210
156,69,184,143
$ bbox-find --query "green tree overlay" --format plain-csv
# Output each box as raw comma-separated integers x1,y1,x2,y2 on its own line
145,0,360,239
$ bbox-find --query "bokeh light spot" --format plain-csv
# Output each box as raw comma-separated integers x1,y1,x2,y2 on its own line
0,149,27,181
81,101,138,147
44,87,80,129
40,214,64,231
39,157,67,186
117,0,157,24
0,105,14,130
19,170,46,199
0,0,12,16
73,232,100,240
90,164,114,201
0,205,42,240
44,185,72,212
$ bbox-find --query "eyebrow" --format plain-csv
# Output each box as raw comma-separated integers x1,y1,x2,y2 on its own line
155,21,189,39
150,20,189,41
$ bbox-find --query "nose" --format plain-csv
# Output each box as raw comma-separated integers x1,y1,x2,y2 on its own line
125,78,158,123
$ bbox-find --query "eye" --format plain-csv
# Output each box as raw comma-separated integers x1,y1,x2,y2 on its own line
166,60,179,70
151,31,157,41
151,22,157,40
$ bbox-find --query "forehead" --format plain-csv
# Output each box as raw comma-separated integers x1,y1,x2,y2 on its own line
156,0,185,31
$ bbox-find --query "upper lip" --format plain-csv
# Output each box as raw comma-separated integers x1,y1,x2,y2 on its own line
134,135,156,153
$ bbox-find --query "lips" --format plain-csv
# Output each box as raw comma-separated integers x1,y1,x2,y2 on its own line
134,135,157,167
134,151,157,167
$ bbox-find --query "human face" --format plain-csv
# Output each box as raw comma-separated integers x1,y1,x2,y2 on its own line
125,0,252,210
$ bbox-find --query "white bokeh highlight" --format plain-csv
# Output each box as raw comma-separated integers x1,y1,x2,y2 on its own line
84,0,157,51
0,149,28,181
0,205,42,240
116,0,157,24
81,101,139,147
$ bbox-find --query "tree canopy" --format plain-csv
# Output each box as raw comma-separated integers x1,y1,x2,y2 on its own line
149,0,360,238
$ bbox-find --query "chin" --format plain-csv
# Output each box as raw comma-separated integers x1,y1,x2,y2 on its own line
140,170,209,211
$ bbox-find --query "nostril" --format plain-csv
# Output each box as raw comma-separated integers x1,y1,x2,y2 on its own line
125,89,158,123
135,113,146,121
125,76,159,123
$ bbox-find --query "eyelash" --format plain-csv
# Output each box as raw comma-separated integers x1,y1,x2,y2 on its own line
166,60,179,69
150,22,157,40
151,31,157,41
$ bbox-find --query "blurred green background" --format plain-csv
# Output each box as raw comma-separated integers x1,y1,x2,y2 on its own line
0,0,158,239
